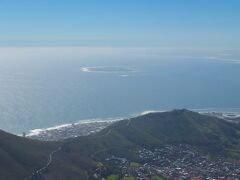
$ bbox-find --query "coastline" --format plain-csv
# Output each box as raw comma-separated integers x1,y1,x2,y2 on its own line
26,118,123,141
26,108,240,141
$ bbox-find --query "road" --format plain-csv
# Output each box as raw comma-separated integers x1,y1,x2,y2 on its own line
23,146,62,180
23,129,112,180
126,118,132,126
23,123,116,179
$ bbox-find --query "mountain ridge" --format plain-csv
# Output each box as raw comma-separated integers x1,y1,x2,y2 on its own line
0,109,240,179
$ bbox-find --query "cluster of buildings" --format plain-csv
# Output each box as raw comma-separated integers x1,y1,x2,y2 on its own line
28,121,114,141
97,144,240,180
137,144,240,179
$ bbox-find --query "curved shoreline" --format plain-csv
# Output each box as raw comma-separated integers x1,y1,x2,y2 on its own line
25,108,240,141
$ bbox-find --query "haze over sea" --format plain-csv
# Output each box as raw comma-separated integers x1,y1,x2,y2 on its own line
0,47,240,134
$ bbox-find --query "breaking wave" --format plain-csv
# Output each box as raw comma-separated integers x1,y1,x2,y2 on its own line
25,108,240,137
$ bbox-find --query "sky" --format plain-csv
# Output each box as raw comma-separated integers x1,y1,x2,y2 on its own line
0,0,240,48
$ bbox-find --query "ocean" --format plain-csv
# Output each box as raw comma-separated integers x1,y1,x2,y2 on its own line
0,47,240,134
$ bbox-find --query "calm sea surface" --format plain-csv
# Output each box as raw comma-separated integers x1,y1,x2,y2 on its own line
0,48,240,134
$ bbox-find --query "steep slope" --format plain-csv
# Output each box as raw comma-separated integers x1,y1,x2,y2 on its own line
0,130,59,180
46,109,240,179
126,109,240,155
1,109,240,180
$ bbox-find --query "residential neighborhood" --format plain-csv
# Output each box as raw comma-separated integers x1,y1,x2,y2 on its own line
94,144,240,180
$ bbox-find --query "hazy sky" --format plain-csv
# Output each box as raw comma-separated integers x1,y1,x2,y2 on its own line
0,0,240,48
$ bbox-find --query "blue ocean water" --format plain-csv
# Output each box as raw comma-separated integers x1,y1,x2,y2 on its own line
0,48,240,134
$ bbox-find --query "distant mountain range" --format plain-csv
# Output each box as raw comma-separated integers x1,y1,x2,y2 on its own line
1,109,240,180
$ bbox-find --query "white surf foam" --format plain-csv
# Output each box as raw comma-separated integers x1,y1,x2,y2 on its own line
26,108,240,137
80,66,135,74
81,67,90,72
140,110,161,115
120,74,129,77
26,117,124,137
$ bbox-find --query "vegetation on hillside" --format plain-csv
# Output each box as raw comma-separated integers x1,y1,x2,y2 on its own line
0,109,240,179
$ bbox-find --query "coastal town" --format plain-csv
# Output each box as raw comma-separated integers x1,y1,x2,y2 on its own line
27,120,116,141
202,111,240,124
94,144,240,180
27,110,240,142
26,112,240,179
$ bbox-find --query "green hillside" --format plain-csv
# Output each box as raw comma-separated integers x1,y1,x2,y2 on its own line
46,109,240,179
0,109,240,179
0,130,59,180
